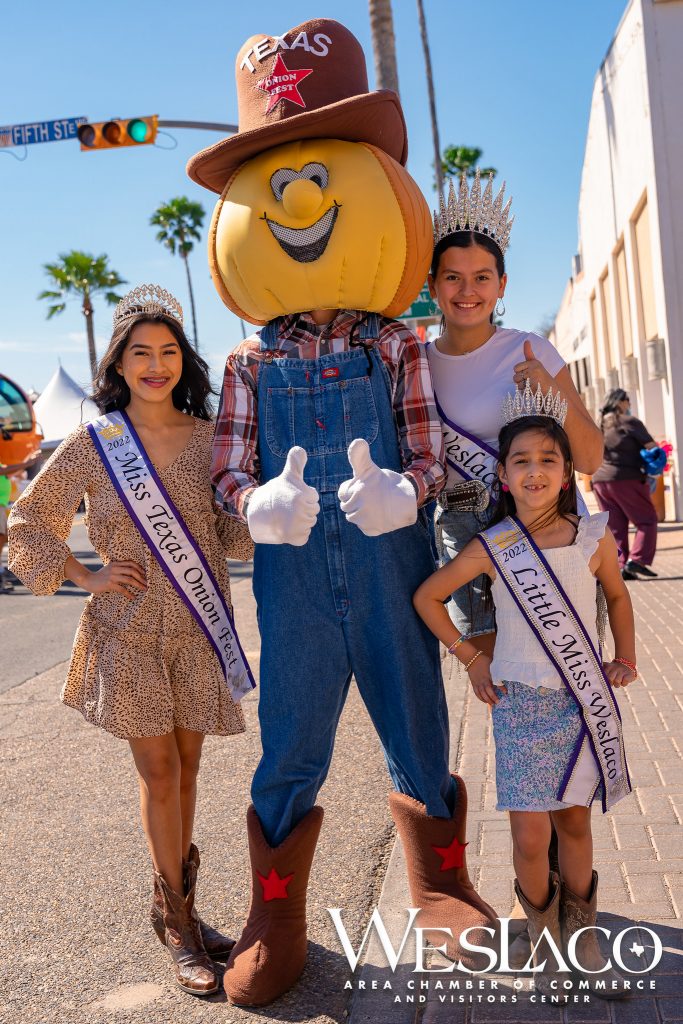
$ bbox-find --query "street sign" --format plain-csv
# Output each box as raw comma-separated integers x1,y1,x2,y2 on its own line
401,286,439,320
0,117,87,148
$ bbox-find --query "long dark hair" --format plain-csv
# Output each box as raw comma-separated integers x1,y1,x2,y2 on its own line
489,415,578,532
91,312,215,420
599,388,629,433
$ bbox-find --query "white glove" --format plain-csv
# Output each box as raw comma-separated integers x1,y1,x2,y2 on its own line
246,447,320,546
338,438,418,537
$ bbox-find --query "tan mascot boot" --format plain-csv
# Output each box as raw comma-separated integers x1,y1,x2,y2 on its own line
514,872,567,996
389,775,498,970
224,805,324,1006
561,871,629,1000
151,844,235,960
155,872,219,996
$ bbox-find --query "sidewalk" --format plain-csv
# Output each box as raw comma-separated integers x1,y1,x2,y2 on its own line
351,510,683,1024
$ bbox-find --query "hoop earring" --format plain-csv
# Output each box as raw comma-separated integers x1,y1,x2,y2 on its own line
495,298,505,317
439,313,446,334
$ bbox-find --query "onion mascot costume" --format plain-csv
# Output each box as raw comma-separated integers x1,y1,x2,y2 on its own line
188,19,497,1006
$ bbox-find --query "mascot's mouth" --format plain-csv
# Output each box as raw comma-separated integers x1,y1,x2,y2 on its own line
263,203,340,263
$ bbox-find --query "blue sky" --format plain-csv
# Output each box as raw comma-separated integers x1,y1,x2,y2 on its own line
1,0,627,396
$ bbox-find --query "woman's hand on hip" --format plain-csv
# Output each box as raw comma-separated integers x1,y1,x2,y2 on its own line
513,339,555,392
83,560,147,600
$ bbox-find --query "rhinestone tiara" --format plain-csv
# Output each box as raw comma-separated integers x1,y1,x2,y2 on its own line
501,378,568,428
113,284,183,330
433,169,514,255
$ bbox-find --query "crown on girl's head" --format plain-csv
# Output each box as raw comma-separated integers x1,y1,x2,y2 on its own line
501,378,568,428
433,169,514,255
113,284,184,330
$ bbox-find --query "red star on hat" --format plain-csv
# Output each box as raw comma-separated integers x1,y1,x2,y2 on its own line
432,836,468,871
257,866,294,901
256,54,314,114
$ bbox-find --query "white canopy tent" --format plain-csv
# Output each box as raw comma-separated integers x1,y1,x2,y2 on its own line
33,366,99,449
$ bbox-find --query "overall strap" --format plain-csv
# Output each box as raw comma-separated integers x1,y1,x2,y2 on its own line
260,318,283,352
358,312,381,342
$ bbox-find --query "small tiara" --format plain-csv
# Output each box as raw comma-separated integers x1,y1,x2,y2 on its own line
501,378,568,428
433,169,514,255
113,284,183,330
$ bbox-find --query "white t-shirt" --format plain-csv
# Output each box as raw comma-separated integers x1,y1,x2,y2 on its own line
427,328,566,449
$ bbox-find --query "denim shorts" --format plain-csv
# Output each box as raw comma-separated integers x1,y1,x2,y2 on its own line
435,503,496,638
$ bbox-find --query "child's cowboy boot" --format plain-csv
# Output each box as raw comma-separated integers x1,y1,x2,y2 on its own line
560,871,629,1000
507,825,561,969
155,871,219,996
514,872,568,996
151,845,235,960
224,805,324,1006
389,775,499,970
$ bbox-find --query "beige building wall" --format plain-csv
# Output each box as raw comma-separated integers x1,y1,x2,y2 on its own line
551,0,683,518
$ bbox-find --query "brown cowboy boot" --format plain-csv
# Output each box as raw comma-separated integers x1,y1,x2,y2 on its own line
224,805,324,1006
155,871,218,996
151,845,236,960
508,825,561,969
389,775,499,970
560,871,629,1000
514,872,568,996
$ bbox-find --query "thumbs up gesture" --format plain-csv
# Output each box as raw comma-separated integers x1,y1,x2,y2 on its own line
513,338,554,391
338,439,418,537
247,447,320,546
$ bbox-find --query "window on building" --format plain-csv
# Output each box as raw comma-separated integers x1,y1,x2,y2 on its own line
633,198,658,341
590,291,605,379
615,242,633,357
599,268,619,370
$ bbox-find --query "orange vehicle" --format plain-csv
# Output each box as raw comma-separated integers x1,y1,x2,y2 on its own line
0,374,42,466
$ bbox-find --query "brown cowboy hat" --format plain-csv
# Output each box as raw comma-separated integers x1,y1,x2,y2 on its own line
187,18,408,195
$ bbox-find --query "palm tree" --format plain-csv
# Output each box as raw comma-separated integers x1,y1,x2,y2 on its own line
38,252,126,381
150,197,205,351
416,0,443,196
368,0,400,93
441,145,497,185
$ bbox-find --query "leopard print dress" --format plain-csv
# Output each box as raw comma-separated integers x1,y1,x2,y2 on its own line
8,417,253,740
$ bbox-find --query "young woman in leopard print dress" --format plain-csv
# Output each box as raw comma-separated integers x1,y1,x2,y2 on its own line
8,288,253,997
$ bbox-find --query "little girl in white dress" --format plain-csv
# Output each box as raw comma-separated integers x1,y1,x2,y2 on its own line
414,395,637,1001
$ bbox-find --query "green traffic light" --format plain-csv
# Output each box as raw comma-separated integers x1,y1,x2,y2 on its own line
127,119,149,143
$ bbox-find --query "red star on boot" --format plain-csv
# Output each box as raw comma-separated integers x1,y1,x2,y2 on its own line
432,836,468,871
257,867,294,901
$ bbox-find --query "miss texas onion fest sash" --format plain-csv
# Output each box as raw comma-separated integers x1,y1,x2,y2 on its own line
87,411,255,703
479,517,632,811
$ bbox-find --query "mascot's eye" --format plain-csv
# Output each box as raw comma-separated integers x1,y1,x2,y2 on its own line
270,163,330,201
300,162,329,189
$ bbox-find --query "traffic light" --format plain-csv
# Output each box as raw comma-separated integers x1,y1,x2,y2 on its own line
77,116,158,151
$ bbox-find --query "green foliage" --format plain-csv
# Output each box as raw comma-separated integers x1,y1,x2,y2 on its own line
37,251,126,313
150,197,205,257
441,145,497,183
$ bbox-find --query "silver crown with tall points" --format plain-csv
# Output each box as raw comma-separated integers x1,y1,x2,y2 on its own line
113,284,184,330
501,378,568,428
433,169,514,255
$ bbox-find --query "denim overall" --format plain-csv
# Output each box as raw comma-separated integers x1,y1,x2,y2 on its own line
251,315,454,845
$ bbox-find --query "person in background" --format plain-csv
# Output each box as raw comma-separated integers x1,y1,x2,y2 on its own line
0,452,39,592
592,389,660,581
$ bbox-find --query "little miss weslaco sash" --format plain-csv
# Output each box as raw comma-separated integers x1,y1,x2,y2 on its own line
87,411,255,703
478,516,632,811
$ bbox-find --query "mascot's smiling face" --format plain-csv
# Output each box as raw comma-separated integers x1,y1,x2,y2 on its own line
209,138,432,325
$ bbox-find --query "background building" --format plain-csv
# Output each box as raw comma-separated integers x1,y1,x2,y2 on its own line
550,0,683,518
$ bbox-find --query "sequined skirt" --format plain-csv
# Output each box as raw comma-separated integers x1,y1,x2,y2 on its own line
491,680,587,811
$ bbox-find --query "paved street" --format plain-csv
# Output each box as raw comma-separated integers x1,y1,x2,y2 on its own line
1,506,682,1024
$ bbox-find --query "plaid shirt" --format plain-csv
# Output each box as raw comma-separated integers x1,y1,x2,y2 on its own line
212,311,446,517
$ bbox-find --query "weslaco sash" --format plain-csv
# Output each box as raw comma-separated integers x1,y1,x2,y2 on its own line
87,411,255,703
433,394,500,493
478,516,632,812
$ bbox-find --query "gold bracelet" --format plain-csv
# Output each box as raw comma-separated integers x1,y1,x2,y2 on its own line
465,650,483,672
